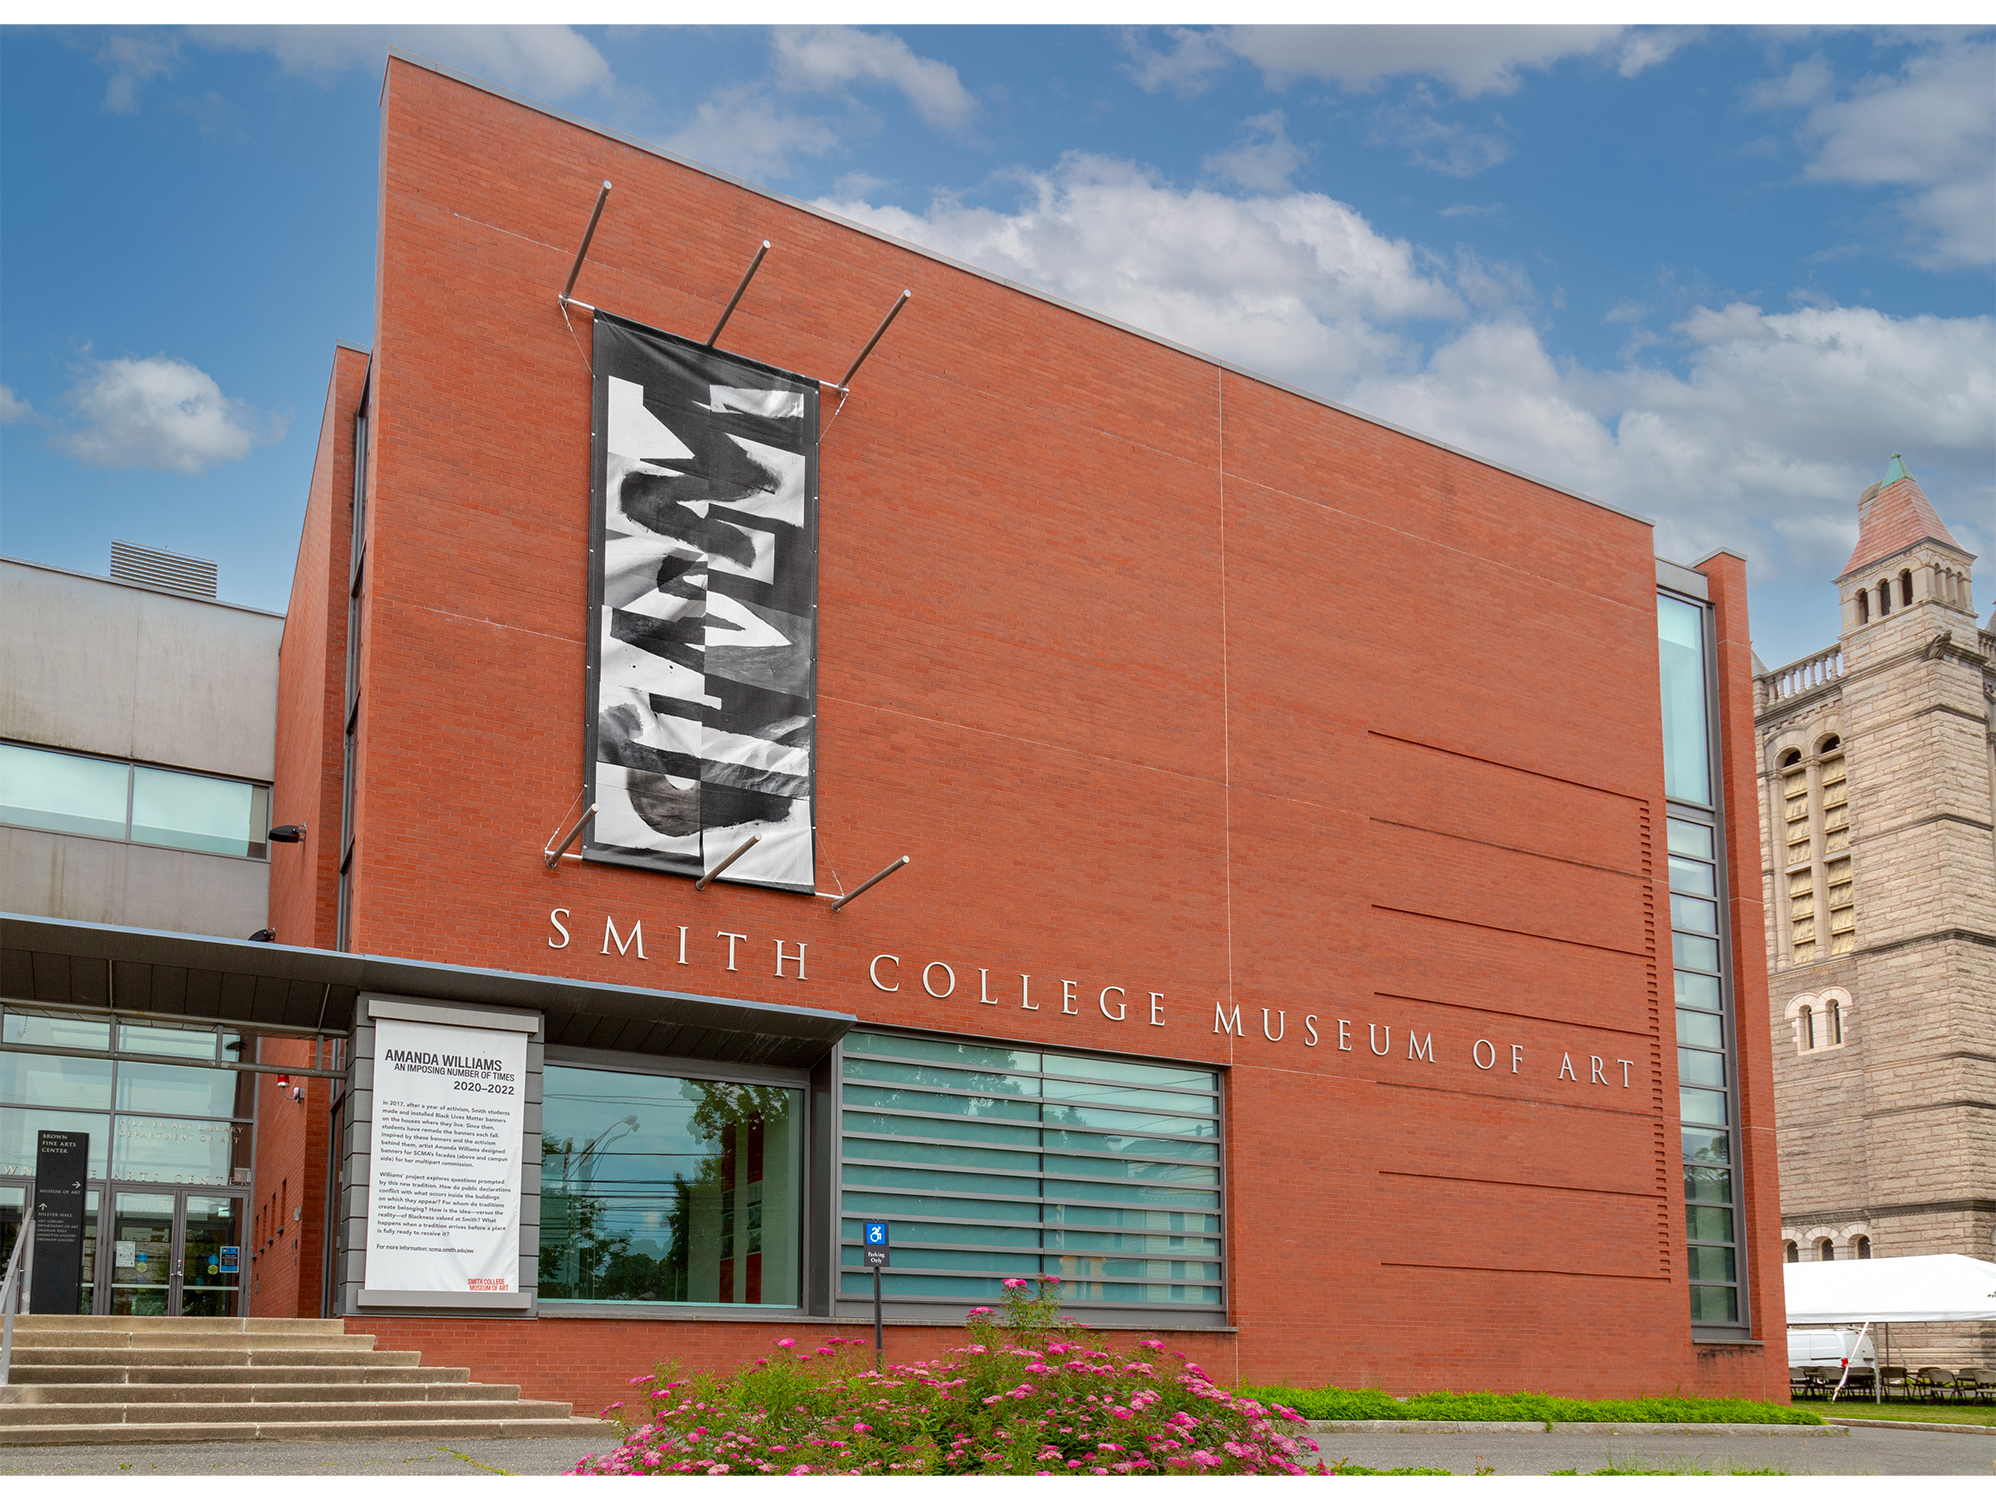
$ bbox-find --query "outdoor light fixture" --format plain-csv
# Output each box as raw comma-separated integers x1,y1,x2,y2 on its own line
695,834,760,891
267,824,306,843
248,929,277,943
274,1074,302,1102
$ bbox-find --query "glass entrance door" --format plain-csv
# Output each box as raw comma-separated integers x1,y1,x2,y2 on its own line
107,1188,243,1315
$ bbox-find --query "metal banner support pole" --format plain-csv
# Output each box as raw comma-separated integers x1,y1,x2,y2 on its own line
707,241,772,347
559,181,613,308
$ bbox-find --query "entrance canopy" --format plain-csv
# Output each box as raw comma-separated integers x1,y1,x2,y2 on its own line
1785,1254,1996,1325
1,912,853,1069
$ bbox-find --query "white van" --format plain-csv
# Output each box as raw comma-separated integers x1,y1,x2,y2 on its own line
1788,1326,1877,1368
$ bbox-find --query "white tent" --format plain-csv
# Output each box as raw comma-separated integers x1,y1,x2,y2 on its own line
1786,1254,1996,1325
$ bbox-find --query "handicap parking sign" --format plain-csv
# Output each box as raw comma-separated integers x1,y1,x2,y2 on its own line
863,1221,888,1246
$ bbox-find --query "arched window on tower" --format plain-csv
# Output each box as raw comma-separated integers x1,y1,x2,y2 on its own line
1817,1238,1835,1261
1857,589,1870,624
1781,749,1814,961
1828,997,1842,1045
1784,1241,1799,1263
1877,580,1891,616
1799,1004,1815,1050
1853,1236,1871,1260
1900,569,1914,607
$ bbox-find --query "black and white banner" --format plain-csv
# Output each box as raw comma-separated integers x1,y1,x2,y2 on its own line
584,315,818,893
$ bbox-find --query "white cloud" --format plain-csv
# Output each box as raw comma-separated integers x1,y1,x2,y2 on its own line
1366,89,1512,176
187,25,612,99
1351,301,1996,574
1202,111,1307,192
662,85,841,180
820,154,1468,394
0,386,36,425
95,34,179,114
771,26,976,131
1128,24,1676,99
51,355,279,475
818,160,1991,587
1118,26,1237,98
1756,40,1996,268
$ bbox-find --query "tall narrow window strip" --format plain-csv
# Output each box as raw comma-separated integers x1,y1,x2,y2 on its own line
1659,587,1744,1331
1657,596,1712,807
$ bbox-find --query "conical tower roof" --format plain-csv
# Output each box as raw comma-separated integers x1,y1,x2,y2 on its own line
1840,455,1964,578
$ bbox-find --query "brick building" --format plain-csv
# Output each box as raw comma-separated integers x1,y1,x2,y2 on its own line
2,52,1788,1414
1753,457,1995,1366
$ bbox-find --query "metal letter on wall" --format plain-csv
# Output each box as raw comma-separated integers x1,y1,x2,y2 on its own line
584,313,819,893
31,1130,87,1315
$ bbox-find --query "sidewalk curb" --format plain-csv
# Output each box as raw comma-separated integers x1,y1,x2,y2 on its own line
1827,1418,1996,1436
1298,1420,1846,1436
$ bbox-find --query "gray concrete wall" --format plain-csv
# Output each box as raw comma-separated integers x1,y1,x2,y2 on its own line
0,557,282,780
1,556,283,937
0,825,270,939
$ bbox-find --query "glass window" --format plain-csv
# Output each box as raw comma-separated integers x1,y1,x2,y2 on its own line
0,744,128,840
1674,972,1722,1011
111,1115,250,1185
1657,595,1712,806
1678,1049,1726,1088
539,1066,802,1306
1666,820,1714,860
118,1022,227,1060
131,767,269,858
1670,893,1718,935
3,1010,111,1051
1672,932,1720,973
1680,1087,1728,1126
0,1107,111,1178
840,1033,1224,1310
1690,1284,1738,1322
1684,1165,1731,1203
1676,1010,1723,1049
1667,856,1716,897
115,1061,249,1120
0,1050,113,1111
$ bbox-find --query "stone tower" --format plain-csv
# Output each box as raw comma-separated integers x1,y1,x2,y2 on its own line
1754,456,1995,1368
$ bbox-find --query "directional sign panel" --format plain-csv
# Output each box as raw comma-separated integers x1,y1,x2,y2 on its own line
32,1130,88,1315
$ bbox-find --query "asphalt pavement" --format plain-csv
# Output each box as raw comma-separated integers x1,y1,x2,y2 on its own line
1300,1423,1996,1476
0,1424,1990,1476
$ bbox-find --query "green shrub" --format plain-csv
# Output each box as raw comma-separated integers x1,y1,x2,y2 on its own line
1238,1386,1821,1426
574,1277,1322,1475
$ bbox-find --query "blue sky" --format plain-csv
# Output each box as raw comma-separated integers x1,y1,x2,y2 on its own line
2,23,1991,669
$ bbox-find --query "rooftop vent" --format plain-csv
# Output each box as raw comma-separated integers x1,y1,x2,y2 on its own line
110,540,218,600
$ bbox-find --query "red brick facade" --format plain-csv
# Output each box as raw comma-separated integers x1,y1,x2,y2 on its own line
268,56,1785,1405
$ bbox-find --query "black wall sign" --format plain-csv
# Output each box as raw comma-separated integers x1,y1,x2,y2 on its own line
31,1129,88,1315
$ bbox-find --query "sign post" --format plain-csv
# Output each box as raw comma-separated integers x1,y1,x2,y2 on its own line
31,1131,88,1316
861,1221,890,1371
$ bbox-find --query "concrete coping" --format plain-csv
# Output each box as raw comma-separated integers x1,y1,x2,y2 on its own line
1299,1420,1850,1436
1827,1418,1996,1436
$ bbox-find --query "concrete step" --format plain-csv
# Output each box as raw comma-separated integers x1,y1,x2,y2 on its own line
4,1362,466,1386
0,1398,577,1427
4,1381,520,1405
7,1346,421,1369
0,1416,615,1447
6,1328,377,1351
10,1316,346,1335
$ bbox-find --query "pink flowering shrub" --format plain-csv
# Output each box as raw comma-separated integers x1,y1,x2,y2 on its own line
571,1275,1318,1476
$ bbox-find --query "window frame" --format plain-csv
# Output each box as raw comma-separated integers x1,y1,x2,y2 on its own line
0,739,271,863
832,1025,1229,1329
1658,585,1751,1340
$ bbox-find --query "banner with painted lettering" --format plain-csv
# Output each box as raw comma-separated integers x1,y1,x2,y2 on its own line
583,311,819,893
363,1018,527,1297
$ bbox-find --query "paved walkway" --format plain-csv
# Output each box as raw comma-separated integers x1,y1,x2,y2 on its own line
1302,1424,1996,1476
0,1435,610,1476
0,1424,1990,1476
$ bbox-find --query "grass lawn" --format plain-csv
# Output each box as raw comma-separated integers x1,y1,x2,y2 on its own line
1793,1396,1996,1426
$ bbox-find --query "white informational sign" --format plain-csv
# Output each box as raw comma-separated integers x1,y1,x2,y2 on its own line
363,1017,528,1297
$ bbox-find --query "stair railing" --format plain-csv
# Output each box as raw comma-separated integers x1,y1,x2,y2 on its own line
0,1208,33,1388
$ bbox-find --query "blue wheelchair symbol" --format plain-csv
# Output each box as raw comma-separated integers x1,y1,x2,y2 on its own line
863,1221,888,1246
